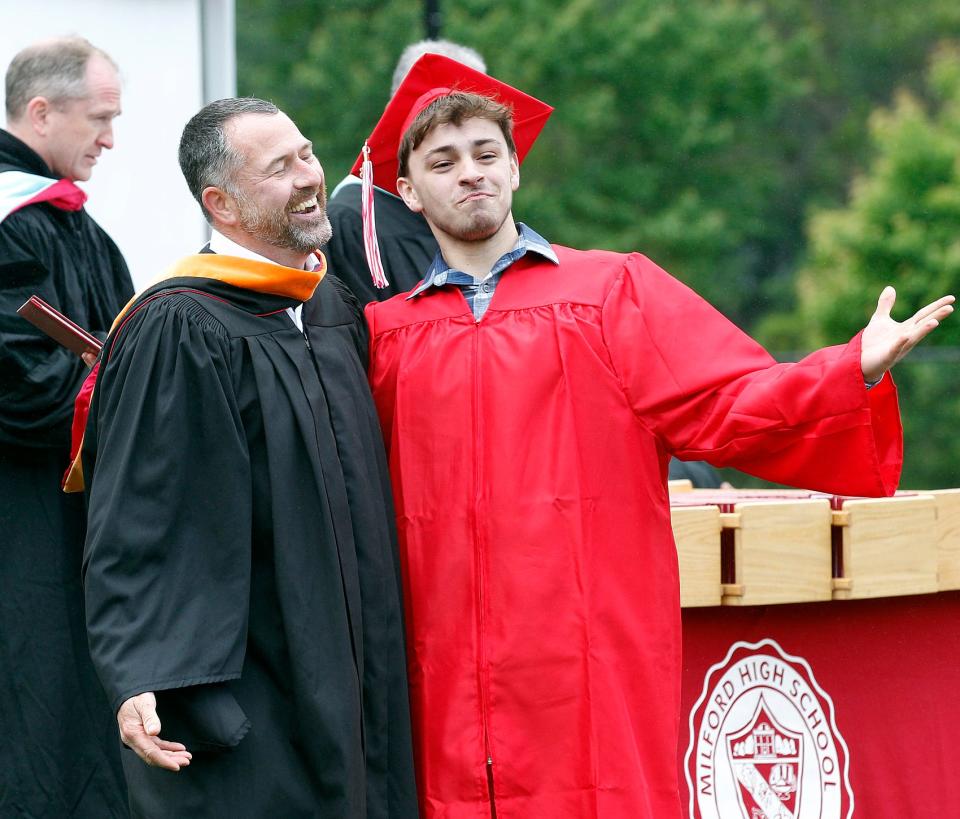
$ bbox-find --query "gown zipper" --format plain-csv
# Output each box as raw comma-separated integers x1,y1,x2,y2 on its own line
486,755,498,819
473,324,498,818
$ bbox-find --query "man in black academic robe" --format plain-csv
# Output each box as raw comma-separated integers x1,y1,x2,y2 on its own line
0,39,131,819
78,98,416,818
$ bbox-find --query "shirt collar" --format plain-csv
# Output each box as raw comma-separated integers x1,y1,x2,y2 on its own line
208,229,323,272
407,223,559,299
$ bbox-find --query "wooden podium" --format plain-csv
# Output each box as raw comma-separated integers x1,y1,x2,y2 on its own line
673,482,960,817
669,483,960,606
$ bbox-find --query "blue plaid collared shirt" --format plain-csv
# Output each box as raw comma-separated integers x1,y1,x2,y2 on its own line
406,223,560,321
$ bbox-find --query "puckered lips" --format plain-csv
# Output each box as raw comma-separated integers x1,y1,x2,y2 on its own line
457,189,494,206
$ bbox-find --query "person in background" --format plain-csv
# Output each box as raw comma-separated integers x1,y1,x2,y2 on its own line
78,97,416,818
359,55,954,818
668,458,730,488
0,36,131,819
322,38,486,304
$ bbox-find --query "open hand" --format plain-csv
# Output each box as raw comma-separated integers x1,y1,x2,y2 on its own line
118,691,192,772
860,287,954,383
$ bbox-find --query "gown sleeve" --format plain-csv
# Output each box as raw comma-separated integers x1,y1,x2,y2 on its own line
600,254,902,495
82,294,252,715
0,214,89,446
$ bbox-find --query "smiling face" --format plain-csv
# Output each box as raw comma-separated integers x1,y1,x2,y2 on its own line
41,54,121,181
219,111,331,266
397,116,519,245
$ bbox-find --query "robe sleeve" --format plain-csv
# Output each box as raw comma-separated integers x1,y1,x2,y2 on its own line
600,254,902,496
82,294,252,714
0,214,89,446
327,272,370,366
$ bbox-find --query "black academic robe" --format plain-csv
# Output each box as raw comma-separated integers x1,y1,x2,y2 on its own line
0,128,132,818
81,269,417,818
322,181,437,305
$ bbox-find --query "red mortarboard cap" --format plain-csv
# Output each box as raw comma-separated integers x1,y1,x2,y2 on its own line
351,53,553,196
350,54,553,287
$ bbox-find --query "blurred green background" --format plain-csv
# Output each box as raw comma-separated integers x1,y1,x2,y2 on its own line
238,0,960,489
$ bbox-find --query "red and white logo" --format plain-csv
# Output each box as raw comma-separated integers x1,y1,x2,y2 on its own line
684,639,853,819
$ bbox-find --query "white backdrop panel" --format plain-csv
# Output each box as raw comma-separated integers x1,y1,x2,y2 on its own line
0,0,212,287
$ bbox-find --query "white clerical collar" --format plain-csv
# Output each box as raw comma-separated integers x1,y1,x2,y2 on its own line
207,229,321,270
208,229,318,332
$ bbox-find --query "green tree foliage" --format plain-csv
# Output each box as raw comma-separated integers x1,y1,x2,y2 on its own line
753,0,960,325
794,46,960,346
236,0,423,169
779,46,960,487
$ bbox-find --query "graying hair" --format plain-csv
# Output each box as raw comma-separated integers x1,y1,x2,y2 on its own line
178,97,279,223
391,39,486,95
5,37,117,121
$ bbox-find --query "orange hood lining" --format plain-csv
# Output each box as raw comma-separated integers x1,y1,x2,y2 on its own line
64,251,325,494
108,251,326,334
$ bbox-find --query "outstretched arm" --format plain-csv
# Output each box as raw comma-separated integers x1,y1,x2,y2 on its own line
861,287,954,383
601,255,905,495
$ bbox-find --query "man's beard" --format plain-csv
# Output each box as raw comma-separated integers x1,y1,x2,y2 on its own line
434,207,505,243
431,190,510,243
234,188,332,254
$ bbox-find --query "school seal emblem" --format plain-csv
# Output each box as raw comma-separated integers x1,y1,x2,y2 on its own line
684,638,853,818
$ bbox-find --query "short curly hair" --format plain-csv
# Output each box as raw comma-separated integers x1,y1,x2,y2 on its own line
398,92,516,179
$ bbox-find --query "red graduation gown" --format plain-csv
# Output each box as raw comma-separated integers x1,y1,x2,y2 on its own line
366,246,901,819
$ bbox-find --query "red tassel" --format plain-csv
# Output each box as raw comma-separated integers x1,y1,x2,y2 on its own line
361,143,389,289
